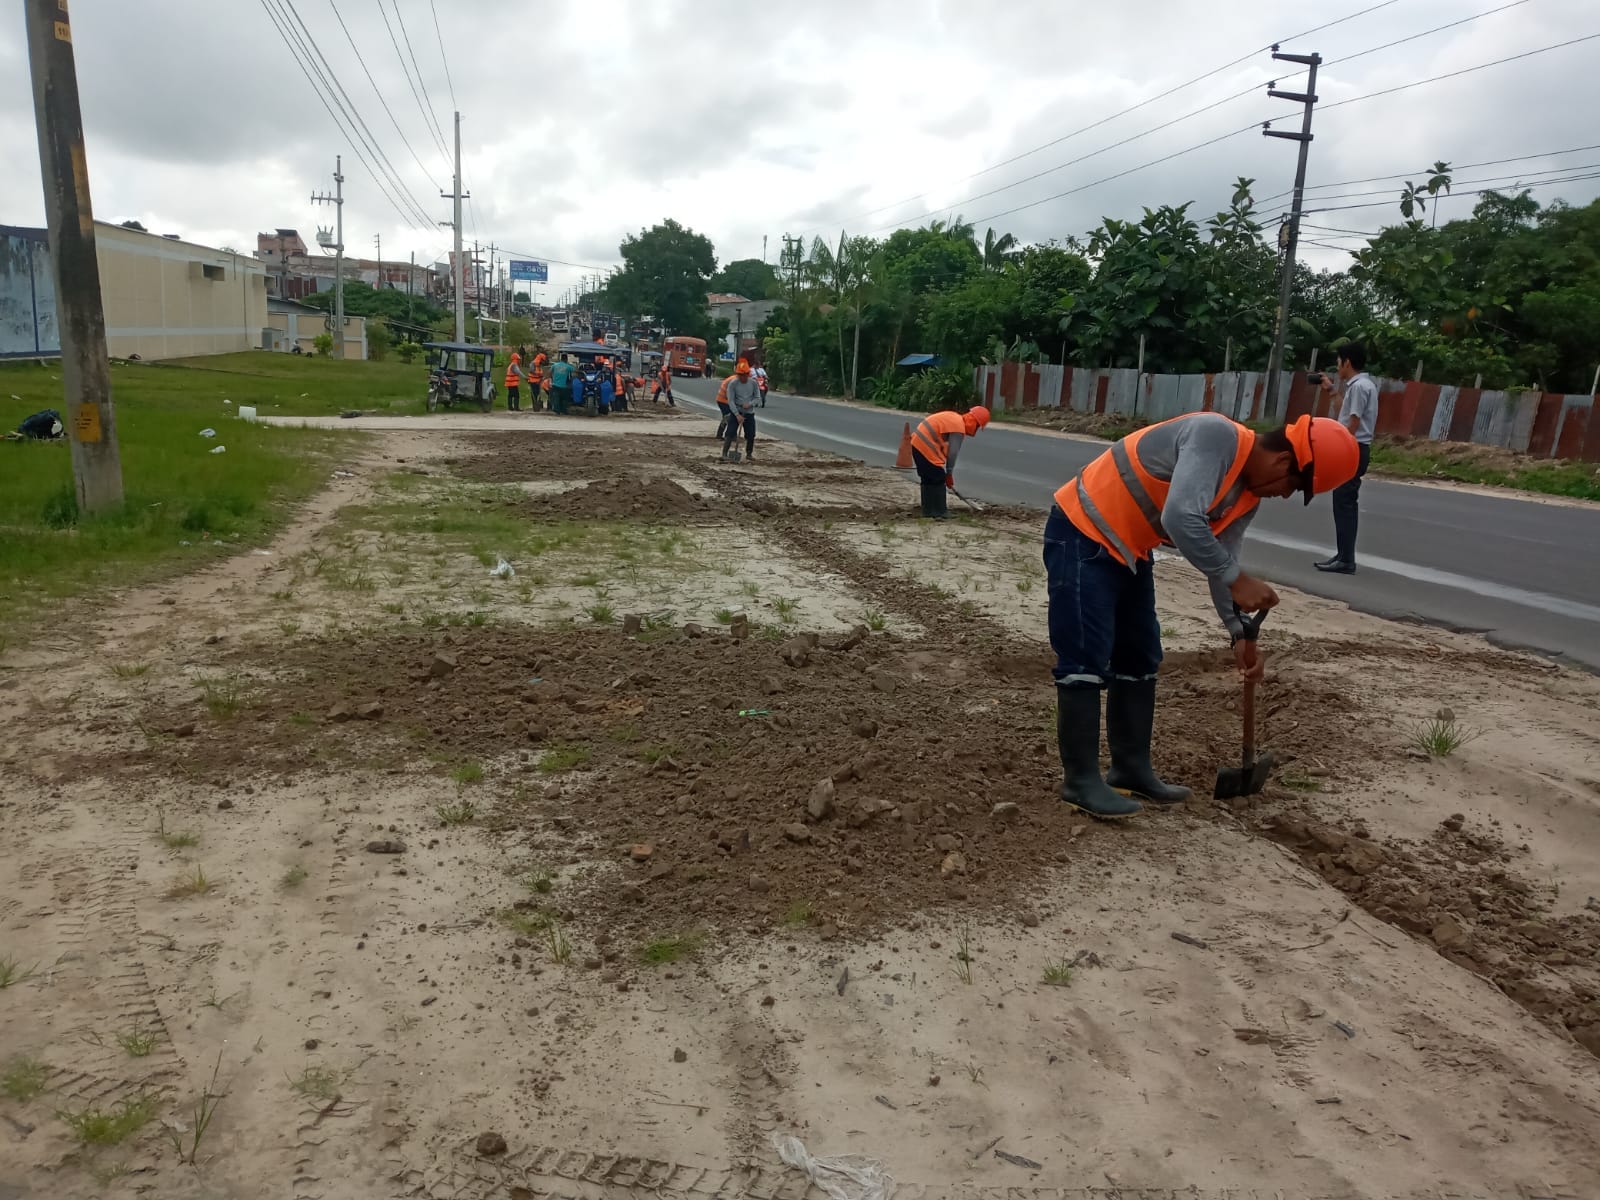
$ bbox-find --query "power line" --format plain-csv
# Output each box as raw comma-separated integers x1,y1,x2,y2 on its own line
273,0,436,228
862,2,1534,239
377,0,449,161
327,0,442,191
427,0,458,110
258,0,428,232
1319,31,1600,113
795,0,1403,238
1302,168,1600,215
391,0,450,156
1260,142,1600,205
1280,161,1600,206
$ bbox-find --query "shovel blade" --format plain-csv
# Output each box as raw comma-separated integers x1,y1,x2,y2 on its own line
1212,751,1278,799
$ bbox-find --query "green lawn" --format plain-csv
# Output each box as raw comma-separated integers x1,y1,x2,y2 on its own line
0,353,411,631
1369,441,1600,502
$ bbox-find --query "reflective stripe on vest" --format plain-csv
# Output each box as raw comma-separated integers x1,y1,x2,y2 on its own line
1054,415,1258,568
909,410,966,467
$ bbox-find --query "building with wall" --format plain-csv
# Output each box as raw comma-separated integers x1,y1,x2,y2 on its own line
2,221,268,360
265,297,367,358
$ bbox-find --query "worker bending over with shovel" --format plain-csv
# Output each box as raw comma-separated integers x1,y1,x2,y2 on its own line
1046,412,1359,819
722,359,762,461
910,406,990,518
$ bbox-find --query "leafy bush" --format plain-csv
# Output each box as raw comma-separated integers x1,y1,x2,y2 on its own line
312,332,334,357
366,319,391,361
395,341,422,363
903,365,982,413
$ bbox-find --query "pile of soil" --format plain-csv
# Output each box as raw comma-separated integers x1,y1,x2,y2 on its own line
527,474,714,520
999,409,1147,439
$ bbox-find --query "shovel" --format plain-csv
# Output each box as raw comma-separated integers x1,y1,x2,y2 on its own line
1213,607,1277,799
951,487,985,513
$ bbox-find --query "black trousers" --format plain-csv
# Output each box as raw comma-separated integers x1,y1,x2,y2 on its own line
506,385,520,411
723,410,755,455
1332,442,1372,563
911,447,945,485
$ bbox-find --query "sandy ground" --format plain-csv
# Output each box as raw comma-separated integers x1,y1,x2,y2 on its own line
1,426,1598,1200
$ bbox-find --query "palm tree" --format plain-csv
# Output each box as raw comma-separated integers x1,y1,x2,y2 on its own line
1399,180,1428,223
981,227,1017,272
1426,161,1453,228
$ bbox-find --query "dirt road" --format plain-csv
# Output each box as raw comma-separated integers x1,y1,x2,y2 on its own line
2,418,1598,1199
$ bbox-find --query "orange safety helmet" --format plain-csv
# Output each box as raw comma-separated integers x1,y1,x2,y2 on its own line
1285,414,1360,504
963,405,991,436
735,358,751,375
535,353,547,364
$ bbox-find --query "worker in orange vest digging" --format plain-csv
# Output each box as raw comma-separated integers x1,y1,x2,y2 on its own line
714,371,734,440
1046,412,1360,820
909,406,990,518
652,362,675,407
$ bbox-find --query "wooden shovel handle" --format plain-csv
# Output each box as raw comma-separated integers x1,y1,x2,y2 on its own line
1241,677,1257,769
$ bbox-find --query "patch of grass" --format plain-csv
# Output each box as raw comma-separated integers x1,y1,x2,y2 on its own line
522,868,555,895
608,722,642,744
1015,578,1033,593
638,742,680,765
277,617,301,636
1409,710,1480,758
954,923,975,985
545,920,573,965
1041,959,1074,987
713,608,735,625
448,761,484,786
586,602,616,625
772,596,798,623
640,931,703,966
115,1029,158,1058
286,1065,344,1101
537,743,592,773
155,811,197,850
1370,440,1600,501
58,1094,157,1147
288,710,315,727
0,353,360,631
498,908,552,938
1280,768,1322,793
1,1056,49,1101
782,900,814,927
435,798,477,826
740,580,761,598
0,957,40,989
197,673,249,720
570,572,602,587
279,864,308,889
167,1051,225,1166
862,607,888,632
164,865,214,899
109,661,150,680
380,601,405,615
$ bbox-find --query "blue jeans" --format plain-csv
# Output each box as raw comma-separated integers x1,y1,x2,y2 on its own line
1043,506,1161,689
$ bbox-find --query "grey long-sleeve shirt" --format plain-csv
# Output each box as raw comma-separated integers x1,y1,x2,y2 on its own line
943,431,965,474
726,376,762,414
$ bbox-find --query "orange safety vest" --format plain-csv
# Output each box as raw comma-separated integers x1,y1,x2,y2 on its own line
1055,414,1259,568
909,410,967,467
716,376,731,404
529,360,544,384
504,353,522,387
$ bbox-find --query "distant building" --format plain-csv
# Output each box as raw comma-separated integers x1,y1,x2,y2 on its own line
265,297,367,358
254,228,435,300
2,221,268,360
706,292,779,332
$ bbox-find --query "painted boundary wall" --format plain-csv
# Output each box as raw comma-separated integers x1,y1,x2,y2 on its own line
0,225,57,358
975,362,1600,463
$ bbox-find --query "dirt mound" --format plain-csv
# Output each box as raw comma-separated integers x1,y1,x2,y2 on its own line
446,433,695,483
529,474,714,520
1262,812,1600,1058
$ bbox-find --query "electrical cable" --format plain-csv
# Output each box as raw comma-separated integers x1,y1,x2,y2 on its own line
1319,31,1600,112
327,0,442,192
1302,168,1600,214
428,0,459,110
392,0,451,156
1259,142,1600,205
377,0,450,161
258,0,427,232
276,0,436,227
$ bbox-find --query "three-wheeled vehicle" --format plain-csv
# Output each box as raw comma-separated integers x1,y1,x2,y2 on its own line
423,342,496,412
557,341,627,416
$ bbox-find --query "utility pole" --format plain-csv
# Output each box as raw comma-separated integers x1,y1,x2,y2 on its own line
311,157,345,358
373,232,382,289
439,111,468,351
407,250,415,325
25,0,122,513
1261,47,1320,420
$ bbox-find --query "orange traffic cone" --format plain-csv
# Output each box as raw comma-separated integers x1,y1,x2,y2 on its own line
895,422,914,469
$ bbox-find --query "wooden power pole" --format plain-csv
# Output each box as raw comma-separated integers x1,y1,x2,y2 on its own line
25,0,123,513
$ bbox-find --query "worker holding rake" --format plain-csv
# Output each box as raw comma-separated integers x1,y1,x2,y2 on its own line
1045,412,1360,820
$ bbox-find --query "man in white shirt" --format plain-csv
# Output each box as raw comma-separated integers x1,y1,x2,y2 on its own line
1315,341,1379,574
753,364,769,407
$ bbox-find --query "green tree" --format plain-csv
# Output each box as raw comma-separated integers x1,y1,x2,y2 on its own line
313,332,333,357
367,318,391,361
980,227,1017,272
608,219,717,335
709,257,779,299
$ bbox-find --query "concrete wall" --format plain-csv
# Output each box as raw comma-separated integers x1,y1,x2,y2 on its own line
265,306,368,358
975,362,1600,462
0,222,268,360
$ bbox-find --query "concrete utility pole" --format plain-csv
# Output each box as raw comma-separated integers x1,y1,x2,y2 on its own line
311,157,345,357
373,232,381,287
1261,47,1320,421
439,110,467,350
26,0,123,513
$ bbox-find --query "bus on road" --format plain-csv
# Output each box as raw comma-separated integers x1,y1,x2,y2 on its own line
664,336,710,377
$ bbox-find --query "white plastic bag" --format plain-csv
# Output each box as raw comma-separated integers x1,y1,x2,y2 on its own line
199,428,216,438
771,1134,893,1200
489,558,515,579
210,445,226,455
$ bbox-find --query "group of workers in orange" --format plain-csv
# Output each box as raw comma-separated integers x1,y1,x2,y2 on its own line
908,403,1361,820
505,345,640,415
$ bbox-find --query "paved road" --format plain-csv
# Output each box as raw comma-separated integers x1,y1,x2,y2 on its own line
676,377,1600,670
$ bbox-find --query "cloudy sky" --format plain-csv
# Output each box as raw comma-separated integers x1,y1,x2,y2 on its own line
1,0,1595,299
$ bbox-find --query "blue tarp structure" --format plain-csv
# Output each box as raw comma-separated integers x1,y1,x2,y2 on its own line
897,353,942,368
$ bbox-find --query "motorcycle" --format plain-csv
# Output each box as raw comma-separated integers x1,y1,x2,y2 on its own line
758,376,768,407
